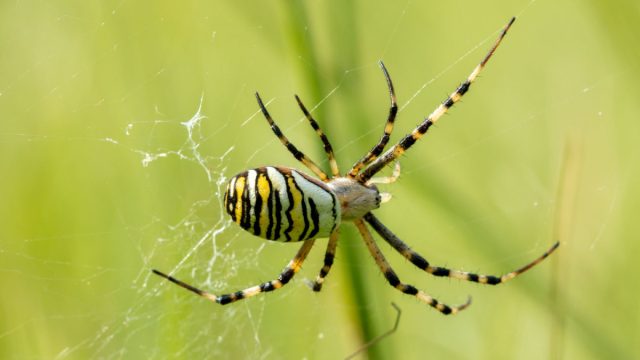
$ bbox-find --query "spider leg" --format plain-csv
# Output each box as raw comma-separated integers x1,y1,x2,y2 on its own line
364,213,559,285
152,239,316,305
295,95,341,177
366,161,401,185
310,229,339,291
359,17,516,183
255,93,329,181
355,219,471,315
348,61,398,178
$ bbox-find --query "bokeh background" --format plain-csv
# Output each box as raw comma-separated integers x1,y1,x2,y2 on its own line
1,1,638,359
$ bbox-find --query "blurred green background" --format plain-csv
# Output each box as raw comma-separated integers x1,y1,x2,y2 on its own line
1,1,638,359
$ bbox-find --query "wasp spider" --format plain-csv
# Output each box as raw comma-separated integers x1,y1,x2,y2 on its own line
153,17,559,315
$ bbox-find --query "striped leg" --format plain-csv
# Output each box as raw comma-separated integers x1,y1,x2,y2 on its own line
364,213,560,285
355,220,471,315
310,230,339,291
152,239,316,305
348,61,398,178
255,93,329,181
294,95,340,177
359,17,516,183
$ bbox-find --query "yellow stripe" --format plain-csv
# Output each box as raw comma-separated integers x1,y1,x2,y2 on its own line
256,173,271,238
234,176,246,225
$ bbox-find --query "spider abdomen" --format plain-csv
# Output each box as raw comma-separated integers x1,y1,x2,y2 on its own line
224,166,340,242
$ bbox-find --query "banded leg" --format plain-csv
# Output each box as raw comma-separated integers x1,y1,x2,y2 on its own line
152,239,316,305
295,95,340,177
310,230,339,291
359,17,516,183
255,93,329,181
354,219,471,315
348,61,398,178
364,213,559,285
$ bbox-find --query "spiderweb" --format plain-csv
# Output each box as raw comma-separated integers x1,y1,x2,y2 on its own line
0,1,633,359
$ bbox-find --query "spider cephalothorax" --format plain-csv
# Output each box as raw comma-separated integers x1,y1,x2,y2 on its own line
153,17,559,315
327,177,381,221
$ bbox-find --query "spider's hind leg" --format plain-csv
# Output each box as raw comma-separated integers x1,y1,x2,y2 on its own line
355,219,471,315
364,213,559,285
153,239,316,304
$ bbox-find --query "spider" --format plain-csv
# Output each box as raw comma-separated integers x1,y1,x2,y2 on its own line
153,17,559,315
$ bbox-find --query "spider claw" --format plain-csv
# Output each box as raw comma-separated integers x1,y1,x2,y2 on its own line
461,296,472,310
448,296,472,315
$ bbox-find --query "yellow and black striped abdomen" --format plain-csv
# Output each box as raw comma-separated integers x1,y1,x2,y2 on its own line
224,166,340,242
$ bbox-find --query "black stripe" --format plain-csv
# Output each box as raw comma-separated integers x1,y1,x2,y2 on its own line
443,97,454,108
280,268,295,285
273,188,282,240
240,175,251,230
402,284,418,295
486,276,501,285
252,171,263,236
467,273,479,282
319,267,330,277
330,193,338,232
370,143,385,157
281,172,295,242
323,252,335,267
408,253,430,270
307,198,320,239
217,295,233,305
389,105,398,120
399,134,416,149
440,304,452,315
416,118,433,135
321,137,333,156
289,173,310,241
272,125,283,138
457,80,470,96
232,290,245,301
308,119,320,130
384,269,400,287
260,282,275,292
432,267,450,277
286,143,304,161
